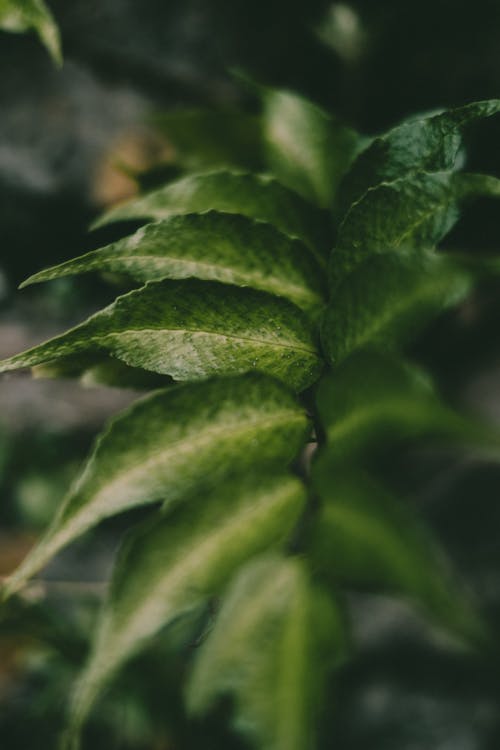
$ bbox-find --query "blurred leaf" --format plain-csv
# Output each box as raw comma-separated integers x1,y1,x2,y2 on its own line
262,88,365,208
187,555,345,750
338,98,500,215
91,170,331,262
21,211,326,314
0,279,322,391
309,467,485,642
0,0,61,64
32,353,171,390
1,374,309,600
316,350,499,462
331,171,500,288
154,109,263,171
62,478,306,749
321,250,472,365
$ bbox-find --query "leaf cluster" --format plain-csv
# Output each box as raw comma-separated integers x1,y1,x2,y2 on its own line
2,87,500,749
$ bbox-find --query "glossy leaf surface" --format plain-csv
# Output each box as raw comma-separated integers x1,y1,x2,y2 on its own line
331,171,500,287
92,170,330,261
0,279,323,391
338,99,500,214
22,211,326,313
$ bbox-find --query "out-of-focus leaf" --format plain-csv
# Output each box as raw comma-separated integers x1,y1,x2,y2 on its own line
154,109,263,171
0,279,323,391
0,0,61,64
91,170,330,262
338,99,500,214
263,88,365,208
321,250,472,365
21,211,326,314
316,350,499,462
1,374,309,600
62,478,306,750
309,467,485,642
331,171,500,287
187,555,345,750
32,353,171,390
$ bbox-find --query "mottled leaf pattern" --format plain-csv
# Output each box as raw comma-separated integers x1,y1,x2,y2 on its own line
331,171,500,287
91,170,330,262
339,98,500,214
1,374,309,600
22,211,326,313
0,280,322,391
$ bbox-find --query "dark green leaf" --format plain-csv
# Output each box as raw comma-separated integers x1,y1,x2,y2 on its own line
338,99,500,214
332,171,500,287
316,350,499,462
321,251,472,365
62,477,307,749
154,109,263,171
1,374,309,600
187,555,345,750
0,0,61,64
309,467,485,642
22,211,326,313
263,89,364,208
0,279,323,391
91,170,330,262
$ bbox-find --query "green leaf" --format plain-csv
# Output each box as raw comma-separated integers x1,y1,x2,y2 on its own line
338,99,500,214
91,170,330,262
332,171,500,287
62,477,307,750
1,374,309,600
187,555,345,750
21,211,326,314
0,279,323,391
321,250,472,365
309,467,485,642
154,109,263,171
316,350,500,462
0,0,62,64
262,88,365,208
32,352,172,389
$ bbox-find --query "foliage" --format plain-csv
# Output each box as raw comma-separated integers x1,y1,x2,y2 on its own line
0,0,61,64
2,71,500,749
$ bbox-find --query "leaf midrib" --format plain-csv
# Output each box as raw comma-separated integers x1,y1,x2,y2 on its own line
61,408,307,529
107,482,298,650
97,327,319,357
42,253,322,306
